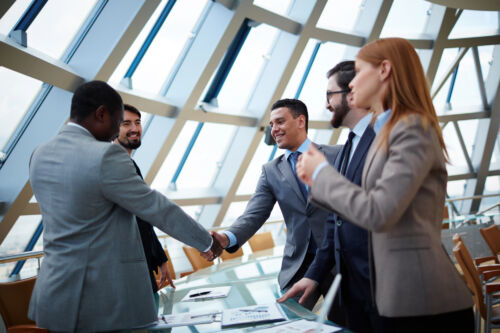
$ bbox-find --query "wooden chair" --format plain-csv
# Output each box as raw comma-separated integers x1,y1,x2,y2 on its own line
453,241,500,333
183,246,213,273
155,248,176,290
0,277,49,333
442,205,450,229
480,225,500,263
220,248,243,261
453,233,497,266
248,232,274,252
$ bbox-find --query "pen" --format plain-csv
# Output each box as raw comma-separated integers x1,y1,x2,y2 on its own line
189,291,211,298
239,309,268,313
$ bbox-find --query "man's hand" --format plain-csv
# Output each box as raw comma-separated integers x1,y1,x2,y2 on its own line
211,231,229,248
158,261,175,289
210,233,224,259
277,278,318,305
296,144,327,187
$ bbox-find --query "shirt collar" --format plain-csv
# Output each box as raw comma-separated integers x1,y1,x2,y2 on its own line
67,122,92,136
373,109,392,134
285,138,311,160
351,113,373,138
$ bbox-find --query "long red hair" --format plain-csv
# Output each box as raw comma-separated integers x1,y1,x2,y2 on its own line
357,37,448,160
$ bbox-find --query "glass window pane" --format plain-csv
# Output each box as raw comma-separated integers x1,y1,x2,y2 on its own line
237,140,275,195
432,48,483,113
175,123,237,189
0,67,43,151
222,201,249,226
26,0,99,59
447,180,466,198
450,10,499,38
316,0,363,33
214,23,280,115
380,0,432,38
489,136,500,170
0,215,41,257
151,120,198,191
110,0,209,93
457,119,478,159
282,39,317,99
253,0,292,16
442,123,469,175
0,0,31,35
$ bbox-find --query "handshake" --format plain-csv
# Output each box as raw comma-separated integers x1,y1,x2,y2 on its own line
201,231,230,261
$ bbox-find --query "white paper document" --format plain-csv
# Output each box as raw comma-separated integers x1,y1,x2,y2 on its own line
181,286,232,301
148,311,220,329
221,303,286,328
253,319,342,332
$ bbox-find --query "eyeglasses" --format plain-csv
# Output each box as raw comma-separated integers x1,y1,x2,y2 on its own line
326,90,349,102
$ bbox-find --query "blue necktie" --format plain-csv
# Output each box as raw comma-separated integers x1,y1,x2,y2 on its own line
290,151,308,200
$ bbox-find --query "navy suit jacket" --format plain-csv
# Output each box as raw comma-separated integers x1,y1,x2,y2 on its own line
305,126,375,306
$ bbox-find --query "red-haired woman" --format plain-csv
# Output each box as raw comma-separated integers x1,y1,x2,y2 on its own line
297,38,473,332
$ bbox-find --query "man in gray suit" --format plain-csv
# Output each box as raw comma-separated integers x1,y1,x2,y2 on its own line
210,99,342,316
28,81,222,332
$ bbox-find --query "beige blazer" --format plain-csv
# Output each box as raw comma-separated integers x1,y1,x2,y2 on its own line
310,114,473,317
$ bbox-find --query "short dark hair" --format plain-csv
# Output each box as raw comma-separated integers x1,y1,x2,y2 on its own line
326,60,355,92
271,98,309,132
70,81,123,122
124,104,141,118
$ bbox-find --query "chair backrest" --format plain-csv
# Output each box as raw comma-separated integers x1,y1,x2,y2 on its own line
480,225,500,258
248,232,275,252
453,241,486,319
452,233,463,246
164,248,176,279
183,246,213,271
220,248,244,261
0,277,37,327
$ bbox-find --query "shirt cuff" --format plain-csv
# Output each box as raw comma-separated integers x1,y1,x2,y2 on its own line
222,230,237,248
203,238,213,253
312,161,329,181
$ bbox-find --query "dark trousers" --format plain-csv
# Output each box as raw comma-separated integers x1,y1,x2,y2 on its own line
379,307,474,333
343,296,383,333
284,253,347,327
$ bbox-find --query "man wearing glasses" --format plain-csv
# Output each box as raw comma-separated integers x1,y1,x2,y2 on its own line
279,61,384,333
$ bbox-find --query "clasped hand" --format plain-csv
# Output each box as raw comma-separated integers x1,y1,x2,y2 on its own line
200,231,229,261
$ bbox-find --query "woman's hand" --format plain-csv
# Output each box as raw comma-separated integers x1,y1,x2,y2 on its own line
296,145,327,187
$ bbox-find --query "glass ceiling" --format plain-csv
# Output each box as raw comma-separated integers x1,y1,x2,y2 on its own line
0,0,499,280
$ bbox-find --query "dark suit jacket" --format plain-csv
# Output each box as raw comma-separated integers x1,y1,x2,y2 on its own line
133,160,168,294
226,143,342,289
305,127,375,308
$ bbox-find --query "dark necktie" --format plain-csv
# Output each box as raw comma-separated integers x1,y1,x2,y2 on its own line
290,151,308,200
340,131,356,176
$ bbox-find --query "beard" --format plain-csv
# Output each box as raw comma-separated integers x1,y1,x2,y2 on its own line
118,137,141,150
330,94,350,128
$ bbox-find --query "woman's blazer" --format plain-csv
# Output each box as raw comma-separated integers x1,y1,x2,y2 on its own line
310,114,473,317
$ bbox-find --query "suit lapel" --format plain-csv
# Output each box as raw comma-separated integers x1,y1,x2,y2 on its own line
362,132,381,186
345,126,375,180
277,155,306,205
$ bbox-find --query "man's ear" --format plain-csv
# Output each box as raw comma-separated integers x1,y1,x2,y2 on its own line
94,105,107,122
379,59,392,82
297,114,306,129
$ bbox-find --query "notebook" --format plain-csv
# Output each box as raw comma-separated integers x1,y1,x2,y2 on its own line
221,303,286,328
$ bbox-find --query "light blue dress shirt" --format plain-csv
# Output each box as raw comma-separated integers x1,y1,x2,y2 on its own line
223,138,312,248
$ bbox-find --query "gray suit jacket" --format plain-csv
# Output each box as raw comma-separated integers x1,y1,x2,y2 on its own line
310,115,473,317
28,125,212,332
227,143,341,289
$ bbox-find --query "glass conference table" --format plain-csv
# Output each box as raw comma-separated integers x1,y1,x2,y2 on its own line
146,247,347,332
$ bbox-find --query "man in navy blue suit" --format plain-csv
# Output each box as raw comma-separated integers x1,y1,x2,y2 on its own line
279,61,383,333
